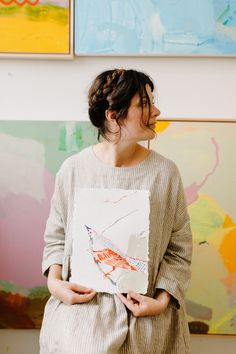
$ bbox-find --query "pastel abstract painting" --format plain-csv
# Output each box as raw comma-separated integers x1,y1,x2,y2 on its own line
75,0,236,56
151,120,236,334
0,0,72,55
0,121,97,328
70,188,150,294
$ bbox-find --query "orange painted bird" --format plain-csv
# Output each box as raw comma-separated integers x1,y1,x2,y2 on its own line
85,225,147,278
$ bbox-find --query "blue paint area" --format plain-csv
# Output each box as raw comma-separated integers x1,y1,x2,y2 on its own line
75,0,236,55
75,0,154,53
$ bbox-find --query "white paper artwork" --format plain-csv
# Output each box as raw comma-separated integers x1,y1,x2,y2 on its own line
70,188,150,294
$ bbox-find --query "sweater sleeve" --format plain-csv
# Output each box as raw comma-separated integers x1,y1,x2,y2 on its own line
42,162,68,277
155,170,192,308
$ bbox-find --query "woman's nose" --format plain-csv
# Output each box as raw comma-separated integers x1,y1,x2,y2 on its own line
152,104,161,117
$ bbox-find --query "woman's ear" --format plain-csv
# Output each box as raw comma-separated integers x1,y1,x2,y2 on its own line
105,109,117,122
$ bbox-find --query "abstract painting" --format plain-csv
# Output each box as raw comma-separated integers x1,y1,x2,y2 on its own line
70,188,150,294
0,0,72,56
0,121,97,328
75,0,236,56
151,119,236,334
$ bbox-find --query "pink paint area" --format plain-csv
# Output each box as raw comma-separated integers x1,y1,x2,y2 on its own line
185,182,199,205
0,168,54,288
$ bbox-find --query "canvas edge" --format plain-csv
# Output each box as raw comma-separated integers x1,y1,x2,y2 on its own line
0,0,74,59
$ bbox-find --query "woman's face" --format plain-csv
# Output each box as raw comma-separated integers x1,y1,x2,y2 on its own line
120,84,160,142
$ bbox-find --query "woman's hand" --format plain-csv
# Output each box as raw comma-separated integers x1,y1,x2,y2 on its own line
47,264,96,305
117,290,171,317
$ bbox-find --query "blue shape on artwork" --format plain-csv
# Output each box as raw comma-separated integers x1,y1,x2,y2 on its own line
75,0,236,55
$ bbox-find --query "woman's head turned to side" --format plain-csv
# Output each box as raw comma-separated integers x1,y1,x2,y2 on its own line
88,69,160,142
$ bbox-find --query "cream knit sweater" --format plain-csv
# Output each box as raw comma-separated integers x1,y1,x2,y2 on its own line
40,146,192,354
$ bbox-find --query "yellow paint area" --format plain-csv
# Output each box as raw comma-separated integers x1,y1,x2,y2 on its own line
187,197,236,333
155,121,170,133
210,305,236,334
223,214,235,228
0,5,69,53
219,227,236,272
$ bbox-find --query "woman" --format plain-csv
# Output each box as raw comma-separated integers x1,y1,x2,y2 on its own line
40,69,192,354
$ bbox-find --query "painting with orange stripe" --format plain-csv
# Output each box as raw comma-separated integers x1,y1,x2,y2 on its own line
150,119,236,335
0,0,73,57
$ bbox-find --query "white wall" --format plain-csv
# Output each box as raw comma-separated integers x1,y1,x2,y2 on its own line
0,56,236,354
1,56,236,121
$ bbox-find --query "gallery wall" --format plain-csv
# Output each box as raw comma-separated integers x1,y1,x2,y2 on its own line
0,56,236,354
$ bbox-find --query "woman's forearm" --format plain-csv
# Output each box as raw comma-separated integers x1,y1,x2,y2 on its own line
48,264,62,281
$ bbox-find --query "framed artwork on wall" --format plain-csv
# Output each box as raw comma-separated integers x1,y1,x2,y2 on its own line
0,0,73,58
150,118,236,334
0,121,97,328
1,118,236,333
74,0,236,56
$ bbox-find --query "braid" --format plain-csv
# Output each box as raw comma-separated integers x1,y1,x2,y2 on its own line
103,69,125,99
88,69,125,139
89,69,125,108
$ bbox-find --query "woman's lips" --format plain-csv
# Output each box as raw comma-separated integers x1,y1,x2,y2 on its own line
149,121,157,129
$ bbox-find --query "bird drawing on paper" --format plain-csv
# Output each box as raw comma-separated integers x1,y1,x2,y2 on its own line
85,225,147,283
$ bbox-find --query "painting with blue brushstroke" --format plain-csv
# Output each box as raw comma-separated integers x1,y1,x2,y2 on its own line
75,0,236,56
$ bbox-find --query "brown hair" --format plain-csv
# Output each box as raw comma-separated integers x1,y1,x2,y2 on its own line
88,69,154,140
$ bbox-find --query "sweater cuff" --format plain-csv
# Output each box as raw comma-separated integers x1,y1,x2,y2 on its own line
156,277,183,309
42,254,64,277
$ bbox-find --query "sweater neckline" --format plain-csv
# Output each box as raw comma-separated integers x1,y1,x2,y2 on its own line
89,145,154,172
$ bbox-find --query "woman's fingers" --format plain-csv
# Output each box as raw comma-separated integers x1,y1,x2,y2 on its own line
117,292,162,317
70,282,94,294
67,283,96,304
117,293,138,312
116,293,126,302
128,291,143,302
65,289,97,305
50,280,97,305
76,291,97,303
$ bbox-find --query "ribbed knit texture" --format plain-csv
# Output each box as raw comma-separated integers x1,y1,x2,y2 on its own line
40,146,192,354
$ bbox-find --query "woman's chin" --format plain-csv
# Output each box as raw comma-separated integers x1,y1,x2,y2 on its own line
142,130,156,141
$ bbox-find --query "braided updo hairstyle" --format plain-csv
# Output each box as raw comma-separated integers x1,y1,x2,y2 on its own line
88,69,154,140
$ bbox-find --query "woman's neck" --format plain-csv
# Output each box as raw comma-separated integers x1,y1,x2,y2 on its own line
93,141,150,167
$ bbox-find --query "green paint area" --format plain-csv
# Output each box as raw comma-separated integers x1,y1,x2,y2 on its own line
0,280,17,293
188,193,225,243
0,121,97,176
0,4,21,16
0,4,68,25
28,286,49,299
216,4,230,24
25,4,68,24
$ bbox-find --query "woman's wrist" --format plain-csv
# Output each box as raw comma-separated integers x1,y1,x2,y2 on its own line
155,289,171,307
47,265,63,295
47,264,63,290
48,264,62,280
